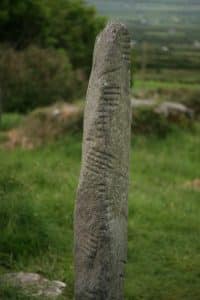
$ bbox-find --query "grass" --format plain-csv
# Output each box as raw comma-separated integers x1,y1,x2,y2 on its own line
132,77,200,115
133,69,200,85
0,116,199,299
0,114,24,131
134,79,200,91
127,129,200,299
0,286,42,300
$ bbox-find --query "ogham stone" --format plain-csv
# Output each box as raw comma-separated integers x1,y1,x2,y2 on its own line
74,22,132,300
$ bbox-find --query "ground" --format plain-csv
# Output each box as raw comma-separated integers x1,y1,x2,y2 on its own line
0,112,199,299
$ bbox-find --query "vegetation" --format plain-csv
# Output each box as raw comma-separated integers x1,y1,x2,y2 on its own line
132,80,200,119
0,0,105,113
134,79,200,91
0,0,105,71
0,1,199,299
89,0,200,85
0,115,199,299
0,113,24,131
0,46,74,113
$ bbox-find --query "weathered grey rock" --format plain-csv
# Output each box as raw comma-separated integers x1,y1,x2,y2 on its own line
0,272,66,298
155,101,194,119
131,98,156,108
74,22,132,299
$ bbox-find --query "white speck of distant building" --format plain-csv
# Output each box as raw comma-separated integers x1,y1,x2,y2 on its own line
194,40,200,48
161,46,169,52
131,40,137,48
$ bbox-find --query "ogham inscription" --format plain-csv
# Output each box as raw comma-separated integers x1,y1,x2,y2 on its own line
74,22,132,300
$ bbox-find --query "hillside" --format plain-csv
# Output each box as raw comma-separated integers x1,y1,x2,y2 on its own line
87,0,200,82
87,0,200,22
86,0,200,28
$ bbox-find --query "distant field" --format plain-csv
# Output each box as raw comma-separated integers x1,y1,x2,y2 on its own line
134,79,200,91
87,0,200,25
87,0,200,82
133,69,200,85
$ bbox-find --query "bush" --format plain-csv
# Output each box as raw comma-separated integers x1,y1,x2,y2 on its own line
0,0,105,75
0,46,76,113
0,1,105,113
132,107,172,137
0,0,48,50
0,113,23,131
45,0,105,74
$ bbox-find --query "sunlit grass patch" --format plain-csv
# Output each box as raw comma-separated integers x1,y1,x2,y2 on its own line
0,114,24,131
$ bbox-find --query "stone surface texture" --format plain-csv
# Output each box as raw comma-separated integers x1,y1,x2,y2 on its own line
74,22,131,300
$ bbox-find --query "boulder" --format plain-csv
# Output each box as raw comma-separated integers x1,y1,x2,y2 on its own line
131,98,156,108
155,101,194,119
0,272,66,298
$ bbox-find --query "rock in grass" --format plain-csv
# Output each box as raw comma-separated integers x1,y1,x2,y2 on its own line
4,102,83,149
131,98,157,108
0,272,66,298
155,101,194,119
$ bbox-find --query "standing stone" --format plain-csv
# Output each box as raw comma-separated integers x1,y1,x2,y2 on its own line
0,88,2,127
74,22,132,300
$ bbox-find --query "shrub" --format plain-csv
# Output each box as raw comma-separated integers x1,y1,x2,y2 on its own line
0,0,105,75
0,113,23,131
132,107,172,137
45,0,105,75
0,46,76,113
0,0,48,49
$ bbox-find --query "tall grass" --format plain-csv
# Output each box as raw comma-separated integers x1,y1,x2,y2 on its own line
0,125,199,299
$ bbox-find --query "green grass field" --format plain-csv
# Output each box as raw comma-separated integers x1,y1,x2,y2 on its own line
0,114,199,299
88,0,200,84
134,79,200,91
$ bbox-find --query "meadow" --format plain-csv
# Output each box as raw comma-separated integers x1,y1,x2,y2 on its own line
88,0,200,86
0,114,199,299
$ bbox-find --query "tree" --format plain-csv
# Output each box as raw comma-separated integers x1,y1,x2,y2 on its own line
44,0,105,74
0,46,75,113
0,0,105,73
0,0,106,112
0,0,48,49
